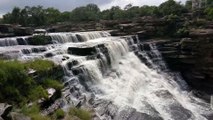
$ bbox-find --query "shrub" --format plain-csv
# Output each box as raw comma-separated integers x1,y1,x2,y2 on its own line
0,60,34,104
176,27,189,38
205,7,213,20
21,104,40,116
25,59,55,73
0,59,63,105
28,35,52,45
28,86,49,101
54,109,65,119
21,104,51,120
68,107,91,120
42,79,63,90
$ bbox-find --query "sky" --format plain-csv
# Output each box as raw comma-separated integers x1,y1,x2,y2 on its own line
0,0,187,18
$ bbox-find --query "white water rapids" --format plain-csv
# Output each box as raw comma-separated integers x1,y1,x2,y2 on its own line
0,31,212,120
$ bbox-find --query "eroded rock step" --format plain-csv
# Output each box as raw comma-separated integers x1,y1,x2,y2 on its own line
115,107,163,120
151,90,194,120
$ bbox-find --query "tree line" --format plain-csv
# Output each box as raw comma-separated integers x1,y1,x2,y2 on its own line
1,0,213,27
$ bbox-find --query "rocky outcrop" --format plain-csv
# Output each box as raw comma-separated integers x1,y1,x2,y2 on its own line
0,24,33,38
150,29,213,98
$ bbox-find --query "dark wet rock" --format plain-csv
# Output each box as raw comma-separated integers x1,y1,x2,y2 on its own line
68,46,97,56
115,107,163,120
17,38,28,45
0,24,13,33
45,53,54,58
14,27,33,36
140,43,151,51
0,103,13,119
154,90,194,120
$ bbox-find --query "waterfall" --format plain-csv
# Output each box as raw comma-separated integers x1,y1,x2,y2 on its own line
0,31,213,120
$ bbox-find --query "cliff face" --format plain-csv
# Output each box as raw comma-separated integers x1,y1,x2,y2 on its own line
155,29,213,96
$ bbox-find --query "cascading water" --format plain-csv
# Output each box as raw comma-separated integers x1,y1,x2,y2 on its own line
0,31,212,120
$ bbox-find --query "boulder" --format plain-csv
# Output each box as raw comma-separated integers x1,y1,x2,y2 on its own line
68,46,97,56
0,103,13,119
14,27,33,36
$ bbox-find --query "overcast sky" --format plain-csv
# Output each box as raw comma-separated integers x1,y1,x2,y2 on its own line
0,0,187,17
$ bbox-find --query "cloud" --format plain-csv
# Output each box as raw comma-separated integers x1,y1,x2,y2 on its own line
0,0,187,16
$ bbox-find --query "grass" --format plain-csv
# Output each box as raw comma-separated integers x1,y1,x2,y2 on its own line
68,107,92,120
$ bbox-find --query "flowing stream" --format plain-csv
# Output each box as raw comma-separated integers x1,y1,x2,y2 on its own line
0,31,212,120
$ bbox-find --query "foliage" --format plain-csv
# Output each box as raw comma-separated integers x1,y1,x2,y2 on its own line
185,0,192,10
1,0,211,26
3,6,62,26
204,7,213,20
176,27,189,37
28,86,49,101
28,35,52,45
158,0,187,16
25,59,55,73
70,4,100,22
69,107,91,120
164,14,182,37
139,5,159,17
41,79,63,90
0,60,34,104
53,109,65,119
0,59,62,105
21,104,51,120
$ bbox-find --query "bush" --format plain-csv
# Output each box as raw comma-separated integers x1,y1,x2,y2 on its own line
28,86,49,101
21,104,51,120
28,35,52,45
21,104,40,116
176,27,189,38
42,79,63,90
0,60,34,104
68,107,91,120
0,59,63,105
205,7,213,20
25,59,55,73
54,109,65,119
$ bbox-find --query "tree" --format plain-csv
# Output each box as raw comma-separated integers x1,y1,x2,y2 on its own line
140,5,158,16
124,4,133,10
207,0,213,7
100,6,125,20
185,0,192,10
205,7,213,20
125,6,140,18
45,8,61,24
159,0,187,16
70,4,100,22
11,7,21,24
29,6,47,26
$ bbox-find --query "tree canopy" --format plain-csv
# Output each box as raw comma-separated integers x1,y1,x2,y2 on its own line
2,0,212,26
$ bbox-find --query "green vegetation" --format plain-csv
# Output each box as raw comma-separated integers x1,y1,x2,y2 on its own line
205,7,213,20
2,0,212,27
20,105,91,120
0,59,63,106
68,107,92,120
28,35,52,45
21,104,51,120
53,109,65,119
